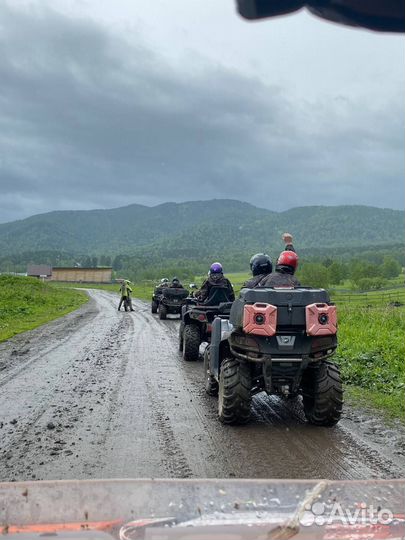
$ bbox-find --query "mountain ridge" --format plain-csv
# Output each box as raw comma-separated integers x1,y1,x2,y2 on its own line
0,199,403,256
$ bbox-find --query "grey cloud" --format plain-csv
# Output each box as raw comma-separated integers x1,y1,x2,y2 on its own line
0,2,403,223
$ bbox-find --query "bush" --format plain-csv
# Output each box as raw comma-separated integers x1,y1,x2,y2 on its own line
355,277,387,291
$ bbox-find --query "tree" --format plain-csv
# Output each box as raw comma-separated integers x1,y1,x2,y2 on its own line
83,256,92,268
350,261,380,285
356,277,387,291
298,263,330,289
381,257,401,279
328,261,345,285
113,255,124,271
99,255,112,267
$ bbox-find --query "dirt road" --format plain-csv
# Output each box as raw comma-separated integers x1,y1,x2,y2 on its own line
0,289,404,481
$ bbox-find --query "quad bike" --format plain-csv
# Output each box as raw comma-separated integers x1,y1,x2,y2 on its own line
179,285,233,361
204,286,343,426
153,287,189,320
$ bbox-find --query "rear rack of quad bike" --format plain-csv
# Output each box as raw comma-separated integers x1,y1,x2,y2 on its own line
186,301,233,323
242,302,337,337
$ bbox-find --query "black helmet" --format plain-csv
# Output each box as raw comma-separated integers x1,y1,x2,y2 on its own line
172,276,180,285
249,253,273,277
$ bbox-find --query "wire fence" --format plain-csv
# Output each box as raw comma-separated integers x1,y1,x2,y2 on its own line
331,287,405,306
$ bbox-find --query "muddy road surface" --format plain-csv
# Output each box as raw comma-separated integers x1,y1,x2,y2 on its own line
0,289,404,481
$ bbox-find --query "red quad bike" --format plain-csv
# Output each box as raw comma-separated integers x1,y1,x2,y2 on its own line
204,286,343,425
179,286,233,361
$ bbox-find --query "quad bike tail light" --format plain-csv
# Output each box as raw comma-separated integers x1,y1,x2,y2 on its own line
243,303,277,336
305,303,337,335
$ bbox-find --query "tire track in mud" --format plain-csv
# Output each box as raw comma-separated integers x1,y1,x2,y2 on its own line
98,302,235,479
1,289,404,482
120,304,194,478
144,377,193,478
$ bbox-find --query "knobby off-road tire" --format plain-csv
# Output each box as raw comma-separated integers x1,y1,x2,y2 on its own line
182,324,200,362
151,300,158,314
218,357,252,424
302,360,343,427
178,321,185,351
158,303,167,320
204,347,218,396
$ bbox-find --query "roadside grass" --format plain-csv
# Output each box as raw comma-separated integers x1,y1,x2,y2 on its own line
344,386,404,421
335,305,405,420
0,275,88,342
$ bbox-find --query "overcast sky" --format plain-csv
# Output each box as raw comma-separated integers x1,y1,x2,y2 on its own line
0,0,403,223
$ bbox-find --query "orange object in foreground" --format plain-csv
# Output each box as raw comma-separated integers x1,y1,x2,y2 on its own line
0,520,121,535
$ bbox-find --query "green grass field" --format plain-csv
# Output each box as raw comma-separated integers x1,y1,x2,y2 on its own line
0,276,88,342
336,305,405,419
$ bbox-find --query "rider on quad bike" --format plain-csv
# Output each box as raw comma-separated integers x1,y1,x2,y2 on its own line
260,250,301,288
195,262,235,302
179,263,235,361
169,276,184,288
244,233,296,288
244,253,273,288
151,278,169,313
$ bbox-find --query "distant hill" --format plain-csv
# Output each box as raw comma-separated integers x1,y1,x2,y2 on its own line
0,200,403,258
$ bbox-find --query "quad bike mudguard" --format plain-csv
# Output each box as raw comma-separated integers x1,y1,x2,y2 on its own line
209,317,234,378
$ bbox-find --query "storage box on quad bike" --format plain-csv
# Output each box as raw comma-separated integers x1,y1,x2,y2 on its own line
162,288,189,304
228,287,337,360
230,287,332,330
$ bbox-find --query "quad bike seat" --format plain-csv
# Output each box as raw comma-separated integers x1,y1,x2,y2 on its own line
201,286,233,306
192,303,232,314
218,302,233,314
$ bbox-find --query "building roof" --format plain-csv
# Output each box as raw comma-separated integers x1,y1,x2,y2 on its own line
52,267,112,270
27,264,52,276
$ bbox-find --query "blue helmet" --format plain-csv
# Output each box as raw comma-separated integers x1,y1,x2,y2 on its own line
209,262,223,274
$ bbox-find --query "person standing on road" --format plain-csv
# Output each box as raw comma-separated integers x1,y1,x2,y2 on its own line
118,280,135,311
